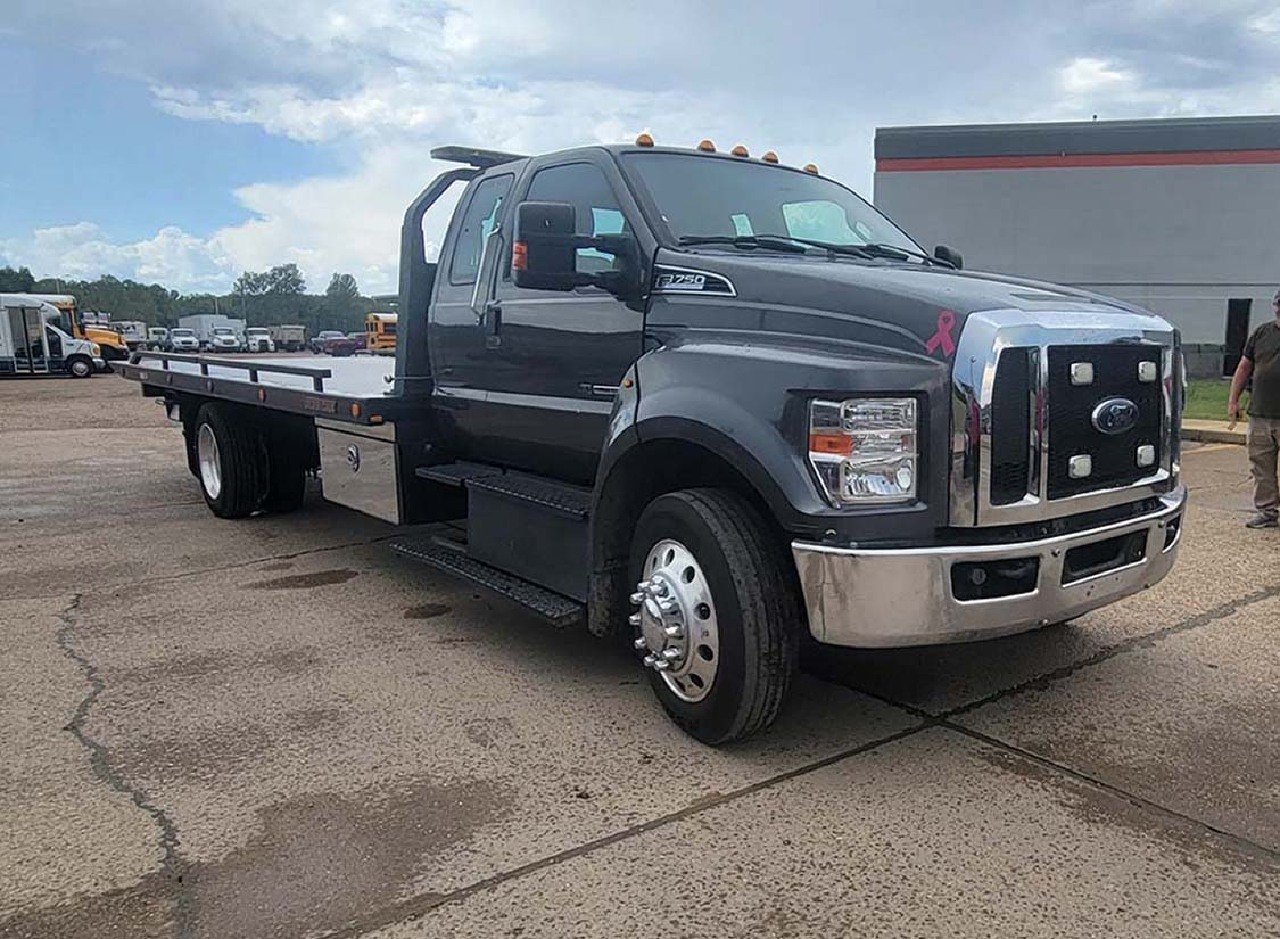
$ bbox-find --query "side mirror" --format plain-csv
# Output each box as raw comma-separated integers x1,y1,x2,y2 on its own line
513,201,582,291
512,200,639,296
933,245,963,270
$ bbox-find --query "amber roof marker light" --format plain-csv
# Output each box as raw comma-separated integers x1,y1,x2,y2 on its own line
762,150,779,163
635,132,654,147
803,163,820,174
697,139,717,152
731,144,749,157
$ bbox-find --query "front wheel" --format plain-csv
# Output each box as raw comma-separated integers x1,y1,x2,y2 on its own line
67,356,94,378
628,489,800,745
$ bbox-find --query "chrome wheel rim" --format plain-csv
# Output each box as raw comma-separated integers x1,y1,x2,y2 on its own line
630,539,719,702
197,423,222,499
71,359,90,377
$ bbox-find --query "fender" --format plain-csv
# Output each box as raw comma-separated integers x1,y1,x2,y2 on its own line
596,334,951,545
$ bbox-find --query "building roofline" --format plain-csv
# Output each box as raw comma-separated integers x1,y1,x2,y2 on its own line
875,113,1280,162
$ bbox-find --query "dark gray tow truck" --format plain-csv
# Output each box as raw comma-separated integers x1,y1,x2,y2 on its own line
123,139,1187,744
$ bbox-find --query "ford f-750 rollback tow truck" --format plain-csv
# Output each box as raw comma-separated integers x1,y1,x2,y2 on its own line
123,137,1186,744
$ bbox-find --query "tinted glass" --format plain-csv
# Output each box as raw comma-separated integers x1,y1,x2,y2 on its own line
525,162,629,275
623,153,920,254
449,173,513,285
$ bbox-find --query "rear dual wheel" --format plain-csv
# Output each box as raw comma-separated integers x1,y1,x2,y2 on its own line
194,403,308,518
628,489,800,746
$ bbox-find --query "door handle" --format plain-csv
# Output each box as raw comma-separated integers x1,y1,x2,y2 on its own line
484,301,502,348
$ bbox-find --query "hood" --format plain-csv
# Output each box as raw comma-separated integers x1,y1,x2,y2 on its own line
653,249,1166,360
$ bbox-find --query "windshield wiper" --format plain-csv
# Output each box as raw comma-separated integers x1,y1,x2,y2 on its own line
858,242,956,268
678,234,808,254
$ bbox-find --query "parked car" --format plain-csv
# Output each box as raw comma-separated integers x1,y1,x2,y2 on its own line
324,334,359,356
346,331,367,352
207,327,242,353
168,327,200,353
310,330,346,354
245,328,275,353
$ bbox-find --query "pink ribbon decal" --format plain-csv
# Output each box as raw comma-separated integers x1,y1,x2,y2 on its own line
924,309,957,358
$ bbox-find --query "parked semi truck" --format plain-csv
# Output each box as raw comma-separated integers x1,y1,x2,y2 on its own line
2,295,103,377
27,294,128,363
123,139,1186,744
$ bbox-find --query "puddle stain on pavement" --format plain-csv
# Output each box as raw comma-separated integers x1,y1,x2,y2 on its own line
0,776,514,939
245,568,359,590
403,603,452,620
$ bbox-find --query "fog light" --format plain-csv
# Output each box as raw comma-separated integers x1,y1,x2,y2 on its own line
1070,362,1094,386
1068,454,1092,479
1137,360,1157,382
1136,444,1156,468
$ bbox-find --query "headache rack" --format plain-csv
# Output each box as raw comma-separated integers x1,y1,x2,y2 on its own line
120,351,395,426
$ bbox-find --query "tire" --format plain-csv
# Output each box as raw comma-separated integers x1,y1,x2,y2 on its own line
628,489,800,745
194,403,263,518
67,356,93,378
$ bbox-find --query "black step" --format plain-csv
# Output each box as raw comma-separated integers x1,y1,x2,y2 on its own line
391,537,584,628
416,461,503,486
468,473,592,519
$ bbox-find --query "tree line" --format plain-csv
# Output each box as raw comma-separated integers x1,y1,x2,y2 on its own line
0,264,388,335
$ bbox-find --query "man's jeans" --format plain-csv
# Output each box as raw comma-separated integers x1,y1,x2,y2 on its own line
1248,417,1280,518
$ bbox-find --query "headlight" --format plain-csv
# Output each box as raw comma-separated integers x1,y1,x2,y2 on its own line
90,343,101,356
808,397,918,505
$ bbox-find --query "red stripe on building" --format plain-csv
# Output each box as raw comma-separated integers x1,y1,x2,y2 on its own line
876,149,1280,172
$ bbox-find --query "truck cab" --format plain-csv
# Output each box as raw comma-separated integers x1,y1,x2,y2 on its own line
168,327,199,352
125,138,1186,745
208,326,242,353
245,328,275,353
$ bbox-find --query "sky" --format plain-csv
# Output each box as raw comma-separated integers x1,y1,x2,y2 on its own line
2,0,1280,296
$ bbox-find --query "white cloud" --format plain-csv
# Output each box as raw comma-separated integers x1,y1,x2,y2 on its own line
7,1,1280,292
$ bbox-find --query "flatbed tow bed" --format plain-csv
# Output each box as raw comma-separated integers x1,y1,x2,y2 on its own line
121,351,397,426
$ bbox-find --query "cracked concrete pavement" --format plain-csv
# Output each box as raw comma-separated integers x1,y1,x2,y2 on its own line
1,374,1276,938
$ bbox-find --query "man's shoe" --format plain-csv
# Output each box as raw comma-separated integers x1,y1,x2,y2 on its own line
1245,513,1279,529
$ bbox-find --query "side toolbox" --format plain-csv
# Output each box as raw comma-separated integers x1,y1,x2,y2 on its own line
316,418,402,523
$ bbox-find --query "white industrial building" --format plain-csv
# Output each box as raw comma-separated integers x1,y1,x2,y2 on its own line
874,115,1280,377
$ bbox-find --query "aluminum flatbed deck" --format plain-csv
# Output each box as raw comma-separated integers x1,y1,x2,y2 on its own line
120,352,398,425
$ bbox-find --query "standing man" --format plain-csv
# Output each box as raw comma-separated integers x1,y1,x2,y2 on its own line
1228,289,1280,529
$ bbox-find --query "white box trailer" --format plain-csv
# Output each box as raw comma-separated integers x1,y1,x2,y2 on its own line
1,294,104,378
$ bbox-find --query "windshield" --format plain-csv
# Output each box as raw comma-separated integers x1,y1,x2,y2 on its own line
172,329,194,337
247,329,268,335
622,153,920,256
320,331,343,338
213,328,234,335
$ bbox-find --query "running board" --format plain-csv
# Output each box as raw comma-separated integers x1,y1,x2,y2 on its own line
391,537,584,628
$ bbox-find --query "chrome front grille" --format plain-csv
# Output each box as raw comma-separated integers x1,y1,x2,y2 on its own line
949,309,1178,528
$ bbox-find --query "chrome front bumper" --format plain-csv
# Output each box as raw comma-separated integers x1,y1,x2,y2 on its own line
793,487,1186,648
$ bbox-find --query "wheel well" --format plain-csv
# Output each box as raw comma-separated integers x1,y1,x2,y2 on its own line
588,438,786,637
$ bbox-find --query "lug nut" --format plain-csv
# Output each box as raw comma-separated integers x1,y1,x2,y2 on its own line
642,654,656,667
664,625,681,638
634,637,647,649
630,591,645,604
650,577,667,595
658,599,676,614
662,648,680,660
628,613,641,627
653,659,670,670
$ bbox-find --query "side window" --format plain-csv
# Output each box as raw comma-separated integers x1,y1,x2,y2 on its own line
448,174,513,285
523,162,629,276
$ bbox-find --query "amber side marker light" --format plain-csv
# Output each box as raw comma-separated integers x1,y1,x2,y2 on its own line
731,144,749,157
803,163,820,174
512,241,528,271
350,402,362,419
257,388,266,402
762,150,779,163
697,139,716,152
809,433,853,456
635,132,655,147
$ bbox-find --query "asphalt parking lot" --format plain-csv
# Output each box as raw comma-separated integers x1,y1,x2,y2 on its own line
1,371,1277,939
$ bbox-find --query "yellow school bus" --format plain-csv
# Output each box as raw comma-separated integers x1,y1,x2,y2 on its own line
365,312,397,355
26,294,130,362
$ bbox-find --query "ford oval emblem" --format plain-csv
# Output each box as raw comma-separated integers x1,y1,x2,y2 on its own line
1091,397,1139,436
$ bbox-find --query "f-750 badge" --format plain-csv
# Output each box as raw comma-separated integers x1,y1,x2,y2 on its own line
652,266,736,296
656,272,706,290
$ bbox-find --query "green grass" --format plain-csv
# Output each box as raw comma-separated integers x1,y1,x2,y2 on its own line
1183,378,1244,422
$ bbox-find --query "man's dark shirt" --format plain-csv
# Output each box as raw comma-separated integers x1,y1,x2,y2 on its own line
1244,320,1280,418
